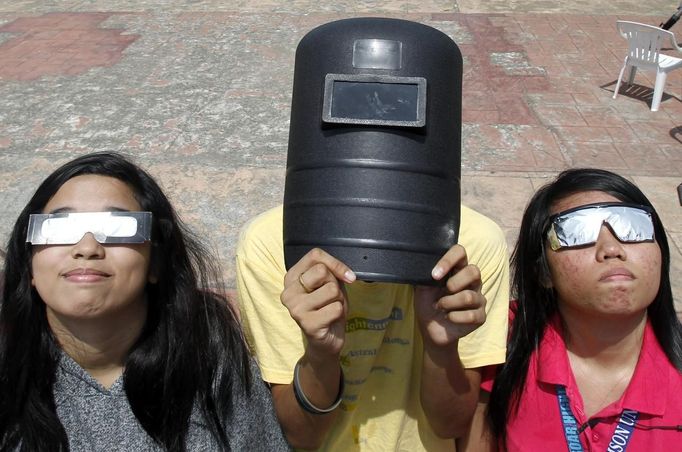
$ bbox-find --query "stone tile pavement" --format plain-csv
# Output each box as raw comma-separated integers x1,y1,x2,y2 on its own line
0,1,680,316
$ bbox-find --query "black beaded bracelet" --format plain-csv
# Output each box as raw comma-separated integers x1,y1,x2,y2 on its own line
293,359,344,415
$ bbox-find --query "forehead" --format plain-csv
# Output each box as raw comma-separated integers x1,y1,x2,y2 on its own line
42,175,141,213
550,191,622,215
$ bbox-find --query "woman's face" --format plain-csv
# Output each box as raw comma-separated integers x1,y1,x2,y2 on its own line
545,191,661,318
31,175,152,326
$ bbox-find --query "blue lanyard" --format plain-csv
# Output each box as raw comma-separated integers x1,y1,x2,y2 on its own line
556,385,639,452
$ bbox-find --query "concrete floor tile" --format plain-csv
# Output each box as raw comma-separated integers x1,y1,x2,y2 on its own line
659,144,682,168
660,100,682,119
521,76,550,92
538,39,579,55
631,177,682,235
615,143,682,176
600,124,641,143
547,76,601,95
463,146,537,171
515,125,562,150
463,109,500,124
526,92,575,105
532,148,568,169
457,0,671,15
0,12,138,81
560,59,612,79
561,142,630,169
572,92,606,105
533,104,587,126
577,105,628,127
463,124,507,149
149,164,285,284
460,173,535,230
670,233,682,257
552,126,614,143
627,120,681,144
463,90,498,110
496,96,538,125
500,226,521,256
0,156,67,243
529,174,559,191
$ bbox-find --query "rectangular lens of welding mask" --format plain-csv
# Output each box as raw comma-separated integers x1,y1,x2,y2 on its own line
26,211,152,245
322,73,426,128
547,203,654,251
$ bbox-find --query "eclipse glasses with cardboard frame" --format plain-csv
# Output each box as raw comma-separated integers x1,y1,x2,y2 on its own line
26,211,152,245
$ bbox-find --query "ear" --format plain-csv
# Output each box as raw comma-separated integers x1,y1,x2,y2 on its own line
148,272,158,284
540,273,553,289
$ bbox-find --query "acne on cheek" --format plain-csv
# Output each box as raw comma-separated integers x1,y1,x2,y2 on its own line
642,262,662,294
554,260,583,290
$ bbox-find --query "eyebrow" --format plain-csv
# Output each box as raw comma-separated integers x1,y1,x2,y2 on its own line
46,207,134,214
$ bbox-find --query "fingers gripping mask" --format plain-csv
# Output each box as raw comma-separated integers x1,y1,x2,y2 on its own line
26,211,152,245
546,203,654,251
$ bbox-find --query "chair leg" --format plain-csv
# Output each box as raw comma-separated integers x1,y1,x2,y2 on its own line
651,70,668,112
627,66,637,85
613,64,627,99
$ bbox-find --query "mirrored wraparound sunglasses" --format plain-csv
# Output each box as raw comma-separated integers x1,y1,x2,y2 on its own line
546,202,654,251
26,211,152,245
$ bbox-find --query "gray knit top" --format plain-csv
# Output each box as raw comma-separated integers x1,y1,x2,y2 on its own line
53,353,291,451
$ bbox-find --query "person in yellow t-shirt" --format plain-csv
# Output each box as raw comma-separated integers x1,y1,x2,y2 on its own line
236,204,509,451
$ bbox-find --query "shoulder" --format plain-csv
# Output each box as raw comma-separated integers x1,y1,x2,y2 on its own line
459,204,507,264
236,205,284,263
239,205,283,244
459,205,506,245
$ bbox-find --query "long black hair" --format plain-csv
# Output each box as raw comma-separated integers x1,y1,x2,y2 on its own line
0,152,252,451
488,168,681,444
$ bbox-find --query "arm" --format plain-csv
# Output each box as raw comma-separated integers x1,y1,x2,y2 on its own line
268,248,355,449
236,209,353,449
421,358,482,439
455,390,498,452
414,245,487,438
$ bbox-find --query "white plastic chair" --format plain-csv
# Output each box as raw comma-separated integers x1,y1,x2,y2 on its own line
612,21,682,111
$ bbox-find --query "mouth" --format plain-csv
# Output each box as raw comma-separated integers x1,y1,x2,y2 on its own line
599,268,635,282
61,268,111,279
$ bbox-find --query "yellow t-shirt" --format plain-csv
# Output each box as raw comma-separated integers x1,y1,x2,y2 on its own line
236,205,509,451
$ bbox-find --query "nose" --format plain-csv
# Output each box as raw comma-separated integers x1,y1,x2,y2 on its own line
70,232,105,259
595,224,626,261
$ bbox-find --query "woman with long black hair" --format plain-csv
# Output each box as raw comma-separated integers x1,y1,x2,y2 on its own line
462,168,681,451
0,152,289,451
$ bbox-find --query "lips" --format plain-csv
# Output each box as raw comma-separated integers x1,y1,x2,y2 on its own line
599,267,635,282
61,268,111,281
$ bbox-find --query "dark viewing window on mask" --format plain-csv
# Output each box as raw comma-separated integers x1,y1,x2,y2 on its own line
322,74,426,127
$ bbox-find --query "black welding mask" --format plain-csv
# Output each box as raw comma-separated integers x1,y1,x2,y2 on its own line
283,17,462,285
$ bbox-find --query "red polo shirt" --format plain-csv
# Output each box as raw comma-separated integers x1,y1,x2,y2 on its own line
483,316,682,451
